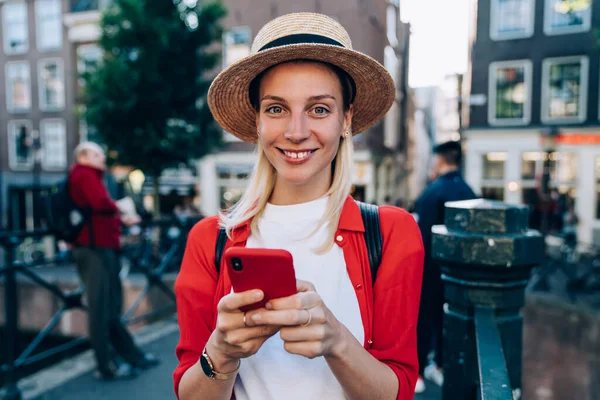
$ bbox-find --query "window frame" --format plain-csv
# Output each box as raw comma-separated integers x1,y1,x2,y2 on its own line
40,118,67,171
2,0,29,55
490,0,536,41
5,61,32,113
488,59,533,126
38,58,66,112
77,43,103,88
35,0,63,52
543,0,592,36
7,120,34,171
541,55,589,124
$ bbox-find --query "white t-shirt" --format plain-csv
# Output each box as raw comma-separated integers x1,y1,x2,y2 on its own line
233,196,364,400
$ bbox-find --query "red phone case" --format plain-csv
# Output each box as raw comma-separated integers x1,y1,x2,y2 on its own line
224,247,297,312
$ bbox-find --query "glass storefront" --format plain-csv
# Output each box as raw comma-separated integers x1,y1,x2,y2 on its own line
519,151,578,233
481,152,506,201
482,152,506,180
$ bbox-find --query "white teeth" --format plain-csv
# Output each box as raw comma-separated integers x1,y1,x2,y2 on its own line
284,151,311,159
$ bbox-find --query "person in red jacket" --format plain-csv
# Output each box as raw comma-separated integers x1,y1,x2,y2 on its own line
174,13,424,400
69,141,159,380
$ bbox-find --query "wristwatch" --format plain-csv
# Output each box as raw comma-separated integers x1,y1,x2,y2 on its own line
200,347,240,380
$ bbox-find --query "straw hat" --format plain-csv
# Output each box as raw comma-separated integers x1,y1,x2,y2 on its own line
208,12,396,143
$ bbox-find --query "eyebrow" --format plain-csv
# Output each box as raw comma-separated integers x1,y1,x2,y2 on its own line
260,94,337,103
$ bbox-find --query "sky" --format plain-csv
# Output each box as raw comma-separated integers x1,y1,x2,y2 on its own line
401,0,471,88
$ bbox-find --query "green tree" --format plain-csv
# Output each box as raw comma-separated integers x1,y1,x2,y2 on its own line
82,0,227,215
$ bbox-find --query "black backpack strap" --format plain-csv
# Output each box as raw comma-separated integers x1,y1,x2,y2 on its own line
357,201,383,285
214,227,228,273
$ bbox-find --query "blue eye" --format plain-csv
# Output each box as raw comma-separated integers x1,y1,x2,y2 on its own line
313,107,329,115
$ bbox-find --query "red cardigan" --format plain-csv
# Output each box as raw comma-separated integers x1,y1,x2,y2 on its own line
173,196,424,400
69,164,121,250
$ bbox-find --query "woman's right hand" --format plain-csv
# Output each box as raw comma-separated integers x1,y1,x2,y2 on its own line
205,289,279,372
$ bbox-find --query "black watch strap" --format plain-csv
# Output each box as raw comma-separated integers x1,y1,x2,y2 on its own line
200,348,239,380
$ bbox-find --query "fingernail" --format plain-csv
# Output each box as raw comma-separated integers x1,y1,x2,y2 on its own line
252,314,261,322
254,291,263,300
265,302,272,309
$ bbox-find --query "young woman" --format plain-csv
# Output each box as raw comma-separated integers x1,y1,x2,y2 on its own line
174,13,424,400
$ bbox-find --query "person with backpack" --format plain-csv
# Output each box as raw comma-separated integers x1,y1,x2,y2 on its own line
68,141,159,380
173,13,424,400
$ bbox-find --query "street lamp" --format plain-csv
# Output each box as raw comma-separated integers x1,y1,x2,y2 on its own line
540,127,560,233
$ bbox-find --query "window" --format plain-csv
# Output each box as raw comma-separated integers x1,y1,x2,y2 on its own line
7,121,34,170
2,1,28,54
40,119,67,170
596,157,600,219
490,0,535,40
522,151,541,179
77,44,102,87
482,152,507,202
216,164,252,180
481,187,505,201
6,62,31,112
541,56,588,123
38,59,65,111
521,151,577,182
544,0,592,35
35,0,62,51
548,151,577,183
222,27,251,69
483,152,507,179
489,60,532,125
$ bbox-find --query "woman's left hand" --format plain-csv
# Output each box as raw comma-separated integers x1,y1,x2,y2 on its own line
249,280,348,359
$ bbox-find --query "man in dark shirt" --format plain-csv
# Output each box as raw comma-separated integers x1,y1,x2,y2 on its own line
69,142,159,380
414,141,477,393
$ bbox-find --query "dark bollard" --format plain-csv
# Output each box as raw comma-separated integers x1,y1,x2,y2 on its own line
1,236,22,400
432,199,543,400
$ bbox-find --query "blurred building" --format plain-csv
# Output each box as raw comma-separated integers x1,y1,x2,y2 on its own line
198,0,414,213
462,0,600,246
0,0,83,230
414,74,463,145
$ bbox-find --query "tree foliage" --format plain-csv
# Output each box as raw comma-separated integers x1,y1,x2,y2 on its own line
82,0,227,177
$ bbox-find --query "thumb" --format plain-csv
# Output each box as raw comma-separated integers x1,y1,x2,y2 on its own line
296,279,316,293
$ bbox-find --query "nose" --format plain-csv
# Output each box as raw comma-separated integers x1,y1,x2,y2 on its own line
284,113,310,143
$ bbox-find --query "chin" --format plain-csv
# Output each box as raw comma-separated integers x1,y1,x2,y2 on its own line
277,169,315,186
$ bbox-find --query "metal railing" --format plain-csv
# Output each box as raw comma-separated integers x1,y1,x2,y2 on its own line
474,307,514,400
0,216,194,399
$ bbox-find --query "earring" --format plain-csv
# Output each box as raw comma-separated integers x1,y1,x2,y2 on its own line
344,130,349,138
257,130,260,137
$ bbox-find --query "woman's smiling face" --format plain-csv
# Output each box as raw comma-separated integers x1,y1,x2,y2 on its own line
256,61,353,190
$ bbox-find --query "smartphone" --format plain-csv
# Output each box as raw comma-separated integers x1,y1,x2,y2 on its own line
224,247,297,312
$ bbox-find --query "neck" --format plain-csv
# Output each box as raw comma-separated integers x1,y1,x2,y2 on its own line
438,165,459,176
269,173,331,205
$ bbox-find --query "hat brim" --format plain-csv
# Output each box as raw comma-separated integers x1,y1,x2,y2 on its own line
208,43,396,143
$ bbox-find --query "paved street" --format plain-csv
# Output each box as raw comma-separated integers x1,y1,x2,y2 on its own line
27,321,441,400
31,329,179,400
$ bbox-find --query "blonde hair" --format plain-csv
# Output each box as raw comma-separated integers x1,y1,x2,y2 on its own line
219,132,354,252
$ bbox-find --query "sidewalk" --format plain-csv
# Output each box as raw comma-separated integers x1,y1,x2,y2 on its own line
25,317,441,400
26,320,179,400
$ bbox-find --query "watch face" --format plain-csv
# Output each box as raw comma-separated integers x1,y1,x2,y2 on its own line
200,353,215,379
